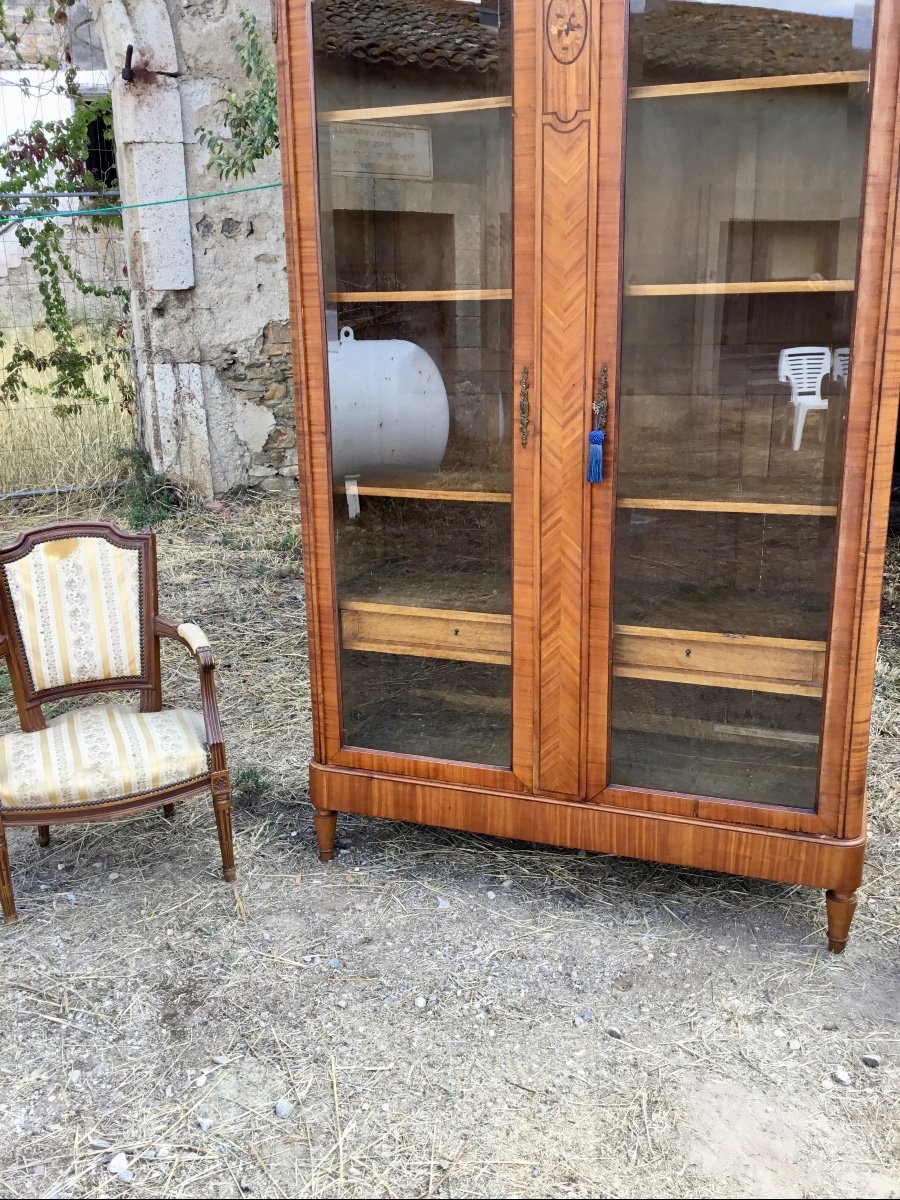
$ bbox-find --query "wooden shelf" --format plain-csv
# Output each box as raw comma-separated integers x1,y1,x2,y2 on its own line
613,709,819,751
334,481,510,504
611,726,817,809
337,596,826,694
340,600,511,666
628,70,868,101
624,280,854,297
331,280,852,303
331,282,850,303
341,655,511,767
617,496,837,517
614,582,830,643
616,475,838,516
612,624,826,697
318,95,512,124
327,288,511,304
338,556,510,618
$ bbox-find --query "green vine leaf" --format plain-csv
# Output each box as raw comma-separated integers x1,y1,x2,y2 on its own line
196,11,279,180
0,5,129,418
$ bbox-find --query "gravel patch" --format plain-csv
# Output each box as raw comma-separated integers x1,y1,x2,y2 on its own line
0,493,897,1199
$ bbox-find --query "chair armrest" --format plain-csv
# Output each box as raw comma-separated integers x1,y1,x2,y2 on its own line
154,615,226,771
156,616,212,661
177,621,211,657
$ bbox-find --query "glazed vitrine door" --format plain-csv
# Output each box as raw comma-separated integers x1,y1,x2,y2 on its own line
294,0,535,787
592,0,882,829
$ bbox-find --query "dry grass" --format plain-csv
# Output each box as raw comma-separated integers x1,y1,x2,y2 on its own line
0,326,133,495
0,492,897,1199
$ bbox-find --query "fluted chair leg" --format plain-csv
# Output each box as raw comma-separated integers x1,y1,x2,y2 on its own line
211,772,236,882
0,821,18,924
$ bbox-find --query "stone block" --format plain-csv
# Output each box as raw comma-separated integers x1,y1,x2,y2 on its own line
113,76,183,147
130,142,194,290
148,362,214,498
259,474,297,493
264,321,292,345
264,425,295,450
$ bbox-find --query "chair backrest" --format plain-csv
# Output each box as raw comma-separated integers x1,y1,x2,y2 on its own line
778,346,831,399
833,347,850,383
0,523,159,726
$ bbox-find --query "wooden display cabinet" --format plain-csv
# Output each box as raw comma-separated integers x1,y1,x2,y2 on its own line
276,0,900,950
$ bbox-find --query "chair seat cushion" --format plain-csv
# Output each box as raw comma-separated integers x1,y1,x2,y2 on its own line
0,704,209,811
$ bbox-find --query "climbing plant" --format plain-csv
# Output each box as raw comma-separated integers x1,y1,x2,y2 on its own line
0,2,132,414
0,0,77,75
196,10,279,180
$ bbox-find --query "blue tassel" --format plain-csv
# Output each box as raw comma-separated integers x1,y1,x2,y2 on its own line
586,429,605,483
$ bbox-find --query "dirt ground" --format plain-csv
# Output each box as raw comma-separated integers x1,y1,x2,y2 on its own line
0,492,898,1200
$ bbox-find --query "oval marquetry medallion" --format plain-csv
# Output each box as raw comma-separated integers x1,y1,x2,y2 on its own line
546,0,588,65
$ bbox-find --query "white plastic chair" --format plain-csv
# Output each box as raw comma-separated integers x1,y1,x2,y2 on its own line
778,346,832,451
832,346,850,385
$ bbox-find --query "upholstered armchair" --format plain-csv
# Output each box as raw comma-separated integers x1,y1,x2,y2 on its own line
0,521,234,923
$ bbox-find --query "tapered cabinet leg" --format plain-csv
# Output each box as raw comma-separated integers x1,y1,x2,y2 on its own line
36,825,50,847
314,808,337,862
0,822,18,924
162,804,176,821
210,772,236,882
826,890,857,953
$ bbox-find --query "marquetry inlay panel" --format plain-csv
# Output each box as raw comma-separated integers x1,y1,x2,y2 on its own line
536,0,600,795
543,0,592,126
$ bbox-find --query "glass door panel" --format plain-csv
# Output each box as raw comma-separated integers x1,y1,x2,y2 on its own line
610,0,875,808
311,0,514,766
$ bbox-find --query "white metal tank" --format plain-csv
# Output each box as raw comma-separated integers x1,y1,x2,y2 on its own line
327,326,450,478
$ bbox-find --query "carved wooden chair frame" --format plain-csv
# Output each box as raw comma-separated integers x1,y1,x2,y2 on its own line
0,521,234,923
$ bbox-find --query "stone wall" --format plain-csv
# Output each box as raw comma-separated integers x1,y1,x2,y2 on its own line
0,0,296,497
0,0,104,69
61,0,295,499
0,0,59,68
211,318,297,493
159,0,294,495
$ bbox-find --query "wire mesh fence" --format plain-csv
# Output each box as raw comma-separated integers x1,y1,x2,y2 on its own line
0,209,133,498
0,39,135,500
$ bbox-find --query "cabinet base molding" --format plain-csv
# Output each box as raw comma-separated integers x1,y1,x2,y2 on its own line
310,763,865,901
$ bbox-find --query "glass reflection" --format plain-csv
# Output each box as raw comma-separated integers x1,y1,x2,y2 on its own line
312,0,514,766
610,0,874,807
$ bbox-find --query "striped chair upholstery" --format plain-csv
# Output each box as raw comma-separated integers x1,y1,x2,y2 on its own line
1,535,143,691
0,520,235,926
0,705,209,810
